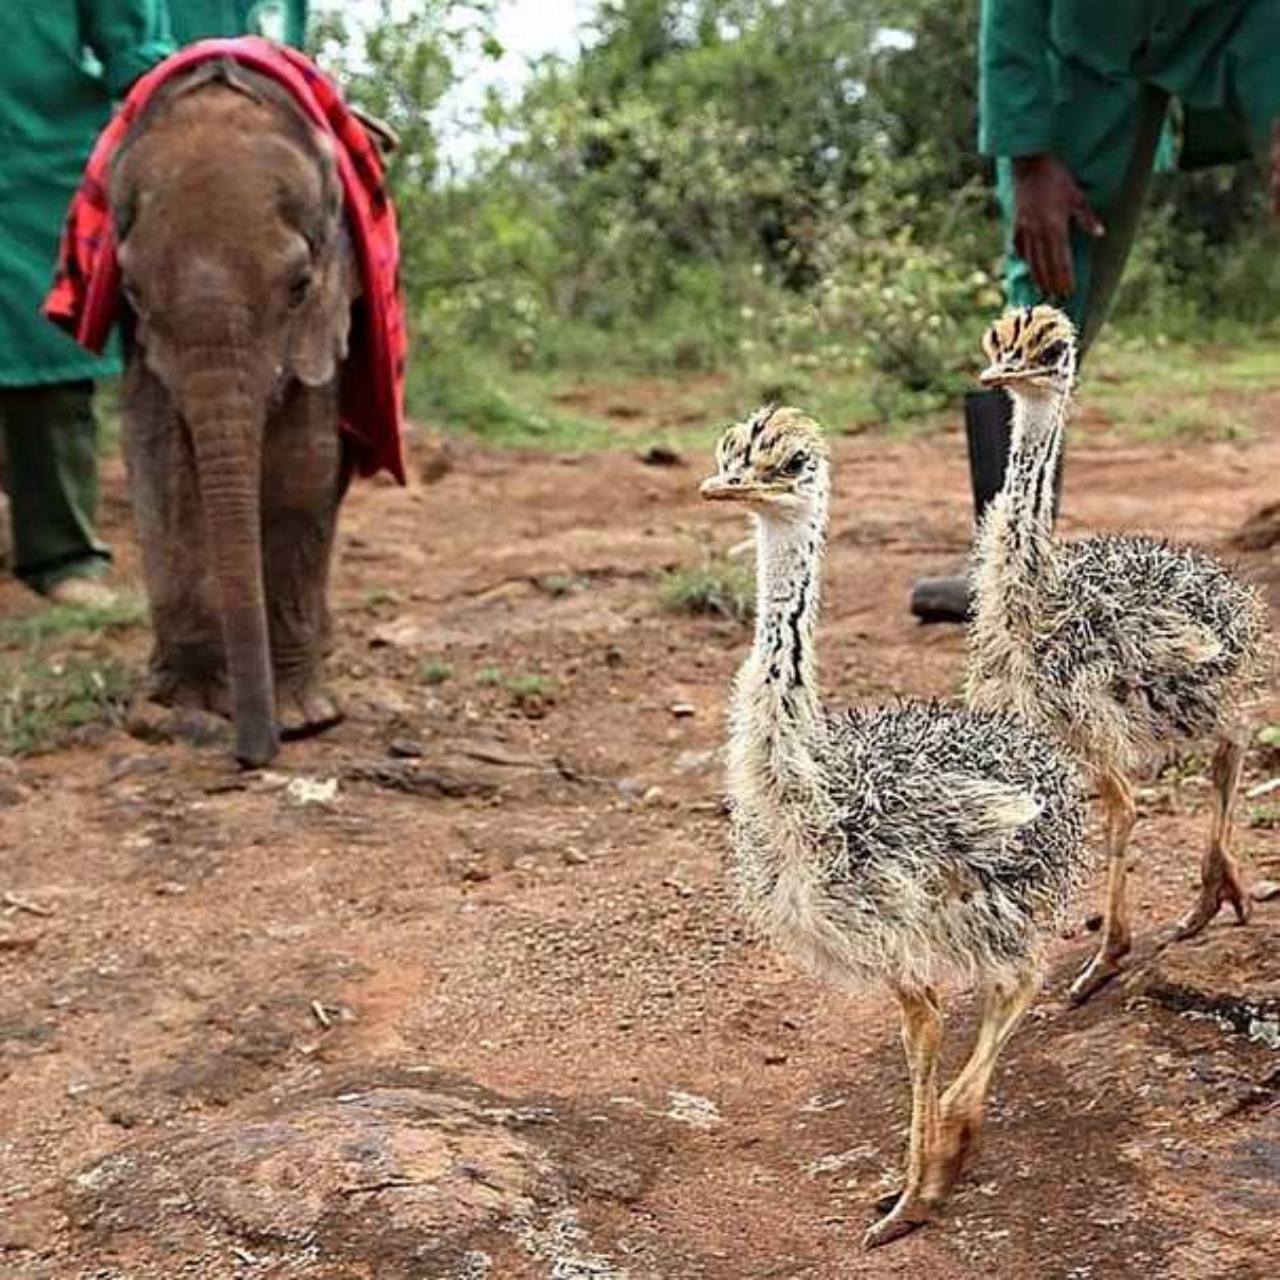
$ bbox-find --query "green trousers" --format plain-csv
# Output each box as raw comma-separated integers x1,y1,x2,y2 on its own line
0,381,110,593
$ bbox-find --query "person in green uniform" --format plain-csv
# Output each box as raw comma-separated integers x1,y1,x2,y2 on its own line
911,0,1280,623
169,0,308,46
0,4,171,605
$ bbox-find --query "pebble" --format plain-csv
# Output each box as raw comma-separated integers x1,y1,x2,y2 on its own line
670,702,697,718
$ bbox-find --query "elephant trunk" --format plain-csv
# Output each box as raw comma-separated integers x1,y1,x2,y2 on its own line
181,348,278,768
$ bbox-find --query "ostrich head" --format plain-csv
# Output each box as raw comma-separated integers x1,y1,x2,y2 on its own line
700,405,829,516
979,306,1077,397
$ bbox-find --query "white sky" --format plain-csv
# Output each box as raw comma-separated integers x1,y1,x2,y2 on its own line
314,0,591,164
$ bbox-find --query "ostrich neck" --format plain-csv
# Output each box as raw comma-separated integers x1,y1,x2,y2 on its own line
975,385,1067,630
728,485,831,804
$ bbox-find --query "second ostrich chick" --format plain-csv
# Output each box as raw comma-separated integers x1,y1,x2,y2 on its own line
702,407,1089,1249
968,306,1271,1004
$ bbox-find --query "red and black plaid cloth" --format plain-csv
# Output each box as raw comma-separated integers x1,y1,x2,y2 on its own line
44,37,406,484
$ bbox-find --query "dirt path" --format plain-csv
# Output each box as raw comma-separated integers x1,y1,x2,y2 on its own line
1,393,1278,1279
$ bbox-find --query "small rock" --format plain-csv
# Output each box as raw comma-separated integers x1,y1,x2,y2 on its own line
562,847,589,867
153,881,187,897
763,1049,789,1066
673,749,716,775
1250,879,1280,903
388,740,425,759
616,777,645,798
418,431,457,484
0,777,29,807
0,934,40,953
639,444,684,467
670,702,697,719
642,785,666,806
285,777,340,807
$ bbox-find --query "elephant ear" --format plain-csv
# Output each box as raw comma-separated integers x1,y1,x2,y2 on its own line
289,223,360,388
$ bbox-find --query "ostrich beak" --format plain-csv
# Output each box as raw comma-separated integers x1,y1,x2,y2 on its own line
980,362,1057,389
700,475,779,503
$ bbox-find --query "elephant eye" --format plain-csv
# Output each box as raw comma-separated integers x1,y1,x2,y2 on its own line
287,271,313,309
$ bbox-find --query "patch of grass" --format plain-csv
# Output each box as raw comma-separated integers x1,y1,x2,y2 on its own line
475,664,505,687
0,656,137,756
419,658,454,685
1248,802,1278,830
659,556,755,624
505,672,556,700
537,573,583,598
0,596,147,648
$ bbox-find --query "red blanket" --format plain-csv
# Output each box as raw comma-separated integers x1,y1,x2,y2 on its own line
44,37,406,484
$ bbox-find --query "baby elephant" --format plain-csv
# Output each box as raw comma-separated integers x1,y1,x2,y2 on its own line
110,62,367,766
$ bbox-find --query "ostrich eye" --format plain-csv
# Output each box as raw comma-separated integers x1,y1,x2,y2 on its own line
287,271,314,309
780,452,808,478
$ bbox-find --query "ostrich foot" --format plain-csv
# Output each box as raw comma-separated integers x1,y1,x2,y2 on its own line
1068,945,1128,1005
862,1195,933,1249
1173,861,1252,941
277,682,344,741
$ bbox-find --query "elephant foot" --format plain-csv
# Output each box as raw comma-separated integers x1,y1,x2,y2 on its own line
277,682,343,741
128,699,231,748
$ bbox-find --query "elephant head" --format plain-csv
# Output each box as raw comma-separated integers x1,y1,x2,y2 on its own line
110,62,357,766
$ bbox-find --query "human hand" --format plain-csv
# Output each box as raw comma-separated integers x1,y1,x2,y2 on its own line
1011,153,1105,298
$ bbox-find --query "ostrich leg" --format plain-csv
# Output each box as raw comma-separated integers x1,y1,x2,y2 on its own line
928,964,1042,1198
1070,770,1137,1004
1175,737,1251,939
864,987,944,1250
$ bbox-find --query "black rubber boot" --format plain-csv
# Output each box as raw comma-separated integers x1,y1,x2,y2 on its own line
909,389,1015,624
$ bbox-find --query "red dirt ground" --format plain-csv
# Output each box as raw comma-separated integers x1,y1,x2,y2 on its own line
1,389,1278,1279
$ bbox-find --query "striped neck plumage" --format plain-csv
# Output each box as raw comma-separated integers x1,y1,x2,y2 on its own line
734,468,830,755
978,380,1069,619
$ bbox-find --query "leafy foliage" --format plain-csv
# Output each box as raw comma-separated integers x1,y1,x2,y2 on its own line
314,0,1278,435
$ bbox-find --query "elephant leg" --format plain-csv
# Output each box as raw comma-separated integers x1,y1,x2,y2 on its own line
121,363,230,720
261,382,344,740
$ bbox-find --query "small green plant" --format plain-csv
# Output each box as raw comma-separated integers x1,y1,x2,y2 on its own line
0,597,147,648
1247,802,1278,830
0,656,137,756
505,672,556,700
537,573,581,598
659,556,755,624
363,587,403,608
1258,724,1280,749
504,671,557,716
475,664,505,687
419,658,454,685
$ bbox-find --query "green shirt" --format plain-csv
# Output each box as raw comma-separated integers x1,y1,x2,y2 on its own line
980,0,1280,169
0,3,172,386
169,0,307,46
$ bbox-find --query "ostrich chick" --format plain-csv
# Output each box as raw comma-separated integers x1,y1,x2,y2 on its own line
968,307,1271,1004
702,407,1088,1249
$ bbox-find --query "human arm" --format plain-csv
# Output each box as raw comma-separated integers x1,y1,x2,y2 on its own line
79,0,173,97
979,1,1103,296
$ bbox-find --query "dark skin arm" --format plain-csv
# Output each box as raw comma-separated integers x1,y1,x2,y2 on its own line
1012,153,1106,298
